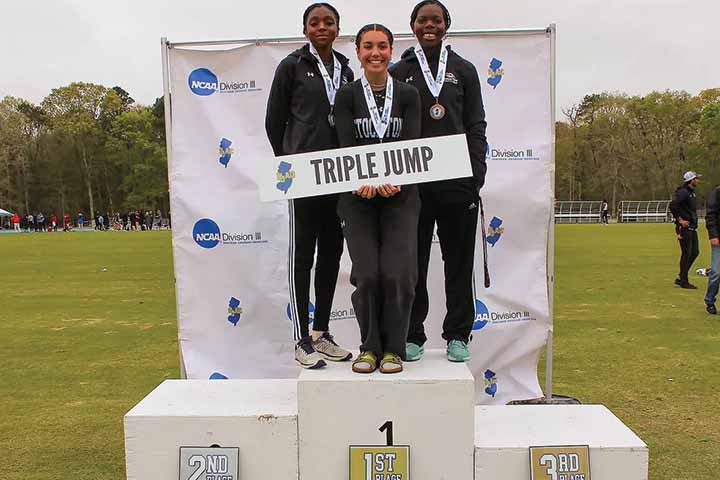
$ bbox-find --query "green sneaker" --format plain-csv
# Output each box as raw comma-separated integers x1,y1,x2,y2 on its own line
405,343,424,362
447,340,470,362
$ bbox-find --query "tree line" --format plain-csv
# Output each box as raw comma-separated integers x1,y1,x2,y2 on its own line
2,82,719,218
556,88,720,210
0,83,168,218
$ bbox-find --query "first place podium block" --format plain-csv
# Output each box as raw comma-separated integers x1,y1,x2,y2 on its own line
124,379,298,480
298,349,475,480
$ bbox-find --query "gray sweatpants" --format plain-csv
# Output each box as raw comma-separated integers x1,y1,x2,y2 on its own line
337,186,420,359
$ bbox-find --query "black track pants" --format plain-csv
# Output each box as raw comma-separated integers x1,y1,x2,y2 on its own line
677,227,699,284
408,191,479,346
288,194,343,341
337,186,420,358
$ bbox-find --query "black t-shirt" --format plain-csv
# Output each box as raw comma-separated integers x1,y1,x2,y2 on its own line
334,78,421,147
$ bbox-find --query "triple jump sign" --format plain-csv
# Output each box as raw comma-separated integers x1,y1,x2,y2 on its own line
260,134,471,201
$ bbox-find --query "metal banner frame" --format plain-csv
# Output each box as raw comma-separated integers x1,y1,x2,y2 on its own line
160,25,558,399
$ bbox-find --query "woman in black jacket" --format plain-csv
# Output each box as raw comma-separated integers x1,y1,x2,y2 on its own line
334,24,422,374
265,3,354,369
389,0,488,363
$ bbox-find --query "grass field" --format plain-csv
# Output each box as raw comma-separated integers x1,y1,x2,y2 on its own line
1,225,718,479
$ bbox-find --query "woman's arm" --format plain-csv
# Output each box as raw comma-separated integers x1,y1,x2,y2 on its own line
461,61,488,189
402,84,422,141
264,58,294,156
334,83,358,148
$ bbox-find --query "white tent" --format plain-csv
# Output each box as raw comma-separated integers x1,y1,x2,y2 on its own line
0,208,12,217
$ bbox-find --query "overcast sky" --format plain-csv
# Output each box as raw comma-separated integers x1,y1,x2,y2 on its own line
1,0,718,114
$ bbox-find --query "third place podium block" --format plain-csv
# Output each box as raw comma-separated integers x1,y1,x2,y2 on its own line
298,349,475,480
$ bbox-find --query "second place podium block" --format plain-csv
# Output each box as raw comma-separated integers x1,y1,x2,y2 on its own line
298,349,475,480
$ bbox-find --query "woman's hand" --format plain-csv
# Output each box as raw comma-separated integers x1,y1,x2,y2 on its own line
377,184,401,198
353,185,377,199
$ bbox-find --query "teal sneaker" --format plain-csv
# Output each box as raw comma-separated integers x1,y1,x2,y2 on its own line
447,340,470,362
405,343,424,362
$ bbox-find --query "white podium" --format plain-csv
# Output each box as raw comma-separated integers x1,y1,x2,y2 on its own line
124,379,298,480
298,349,475,480
474,405,649,480
124,356,649,480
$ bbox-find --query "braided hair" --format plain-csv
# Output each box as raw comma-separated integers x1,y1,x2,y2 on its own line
302,3,340,33
410,0,451,29
355,23,394,47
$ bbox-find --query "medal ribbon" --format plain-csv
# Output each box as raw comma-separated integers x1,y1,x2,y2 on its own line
414,40,449,101
360,73,394,140
309,43,342,107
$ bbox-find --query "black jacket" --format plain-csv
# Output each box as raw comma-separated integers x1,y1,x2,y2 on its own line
265,44,354,156
389,45,488,201
334,78,421,147
706,186,720,238
670,183,698,229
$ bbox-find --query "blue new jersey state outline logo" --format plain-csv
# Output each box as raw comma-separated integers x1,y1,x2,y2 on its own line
487,216,504,247
227,297,242,326
484,369,498,397
276,161,295,193
218,138,234,168
487,58,504,89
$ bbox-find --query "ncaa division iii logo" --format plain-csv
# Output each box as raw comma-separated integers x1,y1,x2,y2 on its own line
188,68,219,96
193,218,221,249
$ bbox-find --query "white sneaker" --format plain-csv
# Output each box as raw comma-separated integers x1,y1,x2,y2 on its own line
295,338,326,369
312,332,352,361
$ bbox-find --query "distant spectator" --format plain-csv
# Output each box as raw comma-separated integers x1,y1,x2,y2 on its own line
63,213,71,232
27,213,34,232
104,212,110,230
97,211,105,231
50,214,57,232
37,212,45,232
144,210,152,231
154,209,162,230
601,199,609,225
77,212,84,229
11,213,20,231
670,171,701,289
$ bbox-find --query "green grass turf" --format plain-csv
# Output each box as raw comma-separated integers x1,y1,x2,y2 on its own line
1,225,718,479
0,231,178,479
548,223,719,479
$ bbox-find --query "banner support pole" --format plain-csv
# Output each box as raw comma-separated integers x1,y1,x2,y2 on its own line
544,23,557,400
161,36,187,380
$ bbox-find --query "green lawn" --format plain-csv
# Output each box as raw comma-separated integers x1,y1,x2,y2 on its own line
1,225,718,479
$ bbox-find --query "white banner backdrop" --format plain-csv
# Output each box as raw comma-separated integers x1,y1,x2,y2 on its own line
167,30,553,404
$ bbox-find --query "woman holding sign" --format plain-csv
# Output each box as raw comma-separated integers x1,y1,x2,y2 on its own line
389,0,488,363
265,3,354,369
334,24,422,373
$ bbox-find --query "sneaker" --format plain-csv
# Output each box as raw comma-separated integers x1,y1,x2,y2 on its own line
707,304,717,315
295,337,326,369
352,351,377,373
447,340,471,362
380,353,403,374
680,282,698,289
405,342,424,362
312,332,352,361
